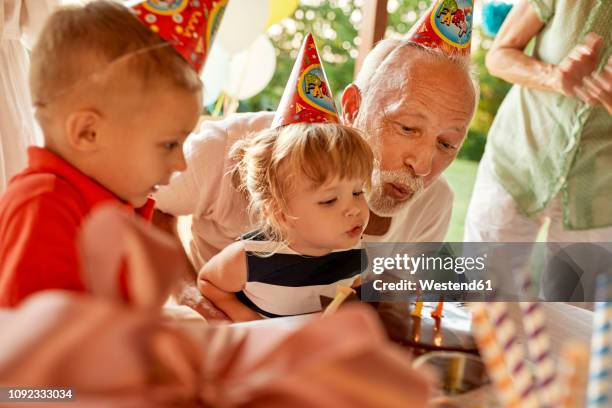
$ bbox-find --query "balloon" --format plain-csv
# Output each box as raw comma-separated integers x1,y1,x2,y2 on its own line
222,35,276,100
202,81,222,107
482,2,513,37
200,44,231,106
216,0,269,54
265,0,299,29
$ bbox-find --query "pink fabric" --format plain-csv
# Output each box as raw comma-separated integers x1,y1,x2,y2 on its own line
196,306,433,407
78,203,188,308
0,204,432,407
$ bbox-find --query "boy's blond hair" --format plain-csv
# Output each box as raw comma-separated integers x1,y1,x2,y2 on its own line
230,123,374,243
30,0,202,110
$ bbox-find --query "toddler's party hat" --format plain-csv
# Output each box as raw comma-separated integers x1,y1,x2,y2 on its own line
128,0,228,73
406,0,474,57
271,33,340,128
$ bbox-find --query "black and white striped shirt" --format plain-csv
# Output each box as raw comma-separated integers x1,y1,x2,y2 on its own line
236,233,365,318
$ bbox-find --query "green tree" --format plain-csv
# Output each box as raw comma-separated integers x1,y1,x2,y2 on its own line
461,28,512,161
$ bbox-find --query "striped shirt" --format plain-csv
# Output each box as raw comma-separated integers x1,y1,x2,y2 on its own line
236,233,365,318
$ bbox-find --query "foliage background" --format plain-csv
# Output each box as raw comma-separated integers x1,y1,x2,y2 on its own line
220,0,512,162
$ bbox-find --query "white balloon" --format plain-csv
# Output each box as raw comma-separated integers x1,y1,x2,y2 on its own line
202,80,223,107
216,0,269,54
223,35,276,100
201,44,231,106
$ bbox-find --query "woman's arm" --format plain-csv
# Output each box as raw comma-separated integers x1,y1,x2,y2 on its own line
197,241,261,321
485,0,603,98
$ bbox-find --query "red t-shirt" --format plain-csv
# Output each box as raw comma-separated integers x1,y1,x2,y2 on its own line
0,147,154,307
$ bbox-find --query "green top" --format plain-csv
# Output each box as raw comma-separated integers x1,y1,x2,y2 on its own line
487,0,612,230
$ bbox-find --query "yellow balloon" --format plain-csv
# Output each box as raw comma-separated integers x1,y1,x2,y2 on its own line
265,0,299,29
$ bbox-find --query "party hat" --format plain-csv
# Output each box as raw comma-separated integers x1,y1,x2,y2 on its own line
271,33,340,128
406,0,474,57
129,0,228,73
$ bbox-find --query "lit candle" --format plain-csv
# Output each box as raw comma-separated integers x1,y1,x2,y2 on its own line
411,316,422,343
433,316,442,347
431,297,444,318
412,298,424,318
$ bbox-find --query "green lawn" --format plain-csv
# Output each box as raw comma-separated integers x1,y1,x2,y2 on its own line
443,159,479,242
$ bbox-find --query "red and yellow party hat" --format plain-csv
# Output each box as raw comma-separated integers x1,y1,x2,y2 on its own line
406,0,474,57
271,33,340,129
128,0,228,73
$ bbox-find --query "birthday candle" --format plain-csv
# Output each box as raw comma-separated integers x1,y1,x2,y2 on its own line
322,285,355,316
470,302,534,408
431,297,444,318
411,298,424,317
558,341,589,408
519,301,560,407
448,354,466,394
488,302,538,406
586,275,612,408
433,316,442,348
410,315,422,343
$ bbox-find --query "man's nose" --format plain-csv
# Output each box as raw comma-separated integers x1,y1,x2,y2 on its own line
403,143,434,177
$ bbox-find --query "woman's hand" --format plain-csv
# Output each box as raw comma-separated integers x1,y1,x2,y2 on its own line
577,56,612,113
554,33,604,101
485,0,605,103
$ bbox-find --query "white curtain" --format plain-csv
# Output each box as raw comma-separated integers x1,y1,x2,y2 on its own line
0,0,58,193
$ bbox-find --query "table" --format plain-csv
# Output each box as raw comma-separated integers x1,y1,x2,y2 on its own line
164,302,594,407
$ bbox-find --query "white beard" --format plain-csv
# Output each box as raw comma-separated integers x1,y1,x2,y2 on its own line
365,168,424,217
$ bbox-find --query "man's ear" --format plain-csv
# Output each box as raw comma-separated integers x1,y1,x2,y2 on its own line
341,83,361,126
64,109,102,152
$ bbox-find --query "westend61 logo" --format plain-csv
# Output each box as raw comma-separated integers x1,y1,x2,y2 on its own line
362,242,612,302
367,251,493,295
371,253,487,275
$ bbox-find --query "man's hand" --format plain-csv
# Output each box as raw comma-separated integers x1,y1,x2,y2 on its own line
555,33,603,101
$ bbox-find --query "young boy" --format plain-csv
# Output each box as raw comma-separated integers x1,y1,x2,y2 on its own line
0,0,220,306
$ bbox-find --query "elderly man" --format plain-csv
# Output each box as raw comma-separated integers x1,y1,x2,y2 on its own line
154,39,477,316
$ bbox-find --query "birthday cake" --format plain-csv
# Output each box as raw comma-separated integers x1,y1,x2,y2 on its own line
376,301,478,355
320,291,477,355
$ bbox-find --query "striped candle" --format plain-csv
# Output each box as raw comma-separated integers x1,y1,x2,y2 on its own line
519,301,560,407
558,341,589,408
586,275,612,408
488,302,537,405
470,302,535,408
